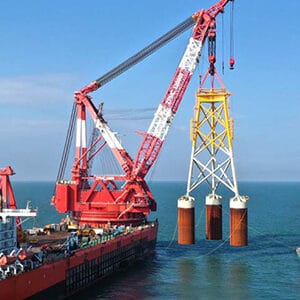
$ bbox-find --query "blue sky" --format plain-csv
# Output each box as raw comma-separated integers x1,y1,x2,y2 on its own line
0,0,299,182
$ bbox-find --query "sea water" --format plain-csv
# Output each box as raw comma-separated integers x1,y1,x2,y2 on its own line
13,181,300,300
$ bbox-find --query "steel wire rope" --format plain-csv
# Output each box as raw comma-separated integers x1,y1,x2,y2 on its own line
164,200,208,250
145,142,177,250
221,11,225,74
108,144,122,174
202,232,231,256
99,146,110,175
56,102,77,182
197,48,206,83
150,158,179,250
95,17,195,87
201,206,246,256
161,60,206,249
164,197,207,250
222,204,297,251
229,0,234,64
246,223,296,251
166,222,178,249
164,203,220,250
59,103,76,179
163,198,247,255
195,200,205,228
54,15,195,183
87,126,99,176
202,203,297,256
98,145,120,175
147,142,161,182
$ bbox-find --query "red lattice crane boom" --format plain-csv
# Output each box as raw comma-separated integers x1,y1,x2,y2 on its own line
52,0,233,227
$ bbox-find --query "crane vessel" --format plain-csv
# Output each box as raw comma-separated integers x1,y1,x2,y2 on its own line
0,0,234,298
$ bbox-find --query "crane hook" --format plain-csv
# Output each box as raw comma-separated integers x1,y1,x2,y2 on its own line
229,0,235,70
229,57,235,70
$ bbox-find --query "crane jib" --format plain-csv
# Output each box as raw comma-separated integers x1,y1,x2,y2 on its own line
94,16,195,88
92,1,232,90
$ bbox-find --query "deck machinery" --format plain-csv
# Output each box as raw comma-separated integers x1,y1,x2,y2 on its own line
52,0,236,229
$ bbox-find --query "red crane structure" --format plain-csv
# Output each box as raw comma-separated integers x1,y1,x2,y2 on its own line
0,167,21,229
52,0,234,227
0,166,37,238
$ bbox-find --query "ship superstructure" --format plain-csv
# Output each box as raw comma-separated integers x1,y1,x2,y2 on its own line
0,166,37,278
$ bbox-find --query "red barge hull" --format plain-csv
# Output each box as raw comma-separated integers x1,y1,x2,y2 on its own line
0,222,158,300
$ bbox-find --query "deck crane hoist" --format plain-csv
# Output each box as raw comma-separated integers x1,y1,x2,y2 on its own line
52,0,235,228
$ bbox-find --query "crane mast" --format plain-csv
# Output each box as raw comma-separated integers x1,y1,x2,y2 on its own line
52,0,233,227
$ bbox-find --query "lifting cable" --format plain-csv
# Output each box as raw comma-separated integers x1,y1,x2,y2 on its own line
229,0,235,69
203,207,297,256
56,102,77,182
55,16,195,182
221,12,225,74
165,205,296,254
87,126,100,176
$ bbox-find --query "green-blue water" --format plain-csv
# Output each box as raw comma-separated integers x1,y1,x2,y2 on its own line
13,181,300,299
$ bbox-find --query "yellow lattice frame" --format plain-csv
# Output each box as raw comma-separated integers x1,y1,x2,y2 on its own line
190,88,233,151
